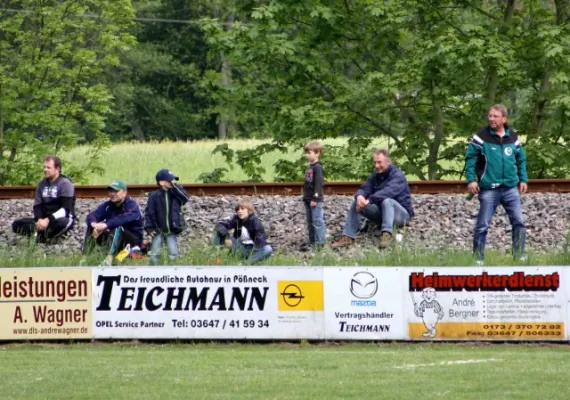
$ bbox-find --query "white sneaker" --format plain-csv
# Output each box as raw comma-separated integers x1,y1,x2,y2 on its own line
476,260,484,266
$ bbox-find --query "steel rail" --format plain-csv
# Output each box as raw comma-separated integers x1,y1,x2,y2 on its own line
1,179,570,199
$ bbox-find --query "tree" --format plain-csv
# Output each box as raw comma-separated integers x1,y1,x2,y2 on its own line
200,0,570,182
0,0,135,185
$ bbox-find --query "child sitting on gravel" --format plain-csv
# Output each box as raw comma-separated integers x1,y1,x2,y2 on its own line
213,199,273,265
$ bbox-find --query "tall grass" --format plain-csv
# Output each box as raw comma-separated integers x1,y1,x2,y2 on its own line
64,138,397,185
2,241,569,267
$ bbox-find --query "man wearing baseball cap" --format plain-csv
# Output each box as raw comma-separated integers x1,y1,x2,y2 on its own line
82,178,143,266
145,169,189,265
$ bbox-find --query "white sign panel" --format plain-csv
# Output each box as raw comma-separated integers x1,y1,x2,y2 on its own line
404,267,566,340
92,267,324,339
323,268,405,339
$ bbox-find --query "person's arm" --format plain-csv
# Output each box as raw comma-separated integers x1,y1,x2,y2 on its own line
32,183,46,221
252,217,268,249
48,179,75,223
368,172,407,204
171,183,190,205
312,164,325,201
144,194,158,234
216,215,237,237
104,199,142,230
86,202,108,226
354,175,374,199
465,136,483,183
514,139,528,183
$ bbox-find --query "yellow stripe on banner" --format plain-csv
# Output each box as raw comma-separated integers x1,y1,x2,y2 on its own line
277,281,324,311
408,322,565,340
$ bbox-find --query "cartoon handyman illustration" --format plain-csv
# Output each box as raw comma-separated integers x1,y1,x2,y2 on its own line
412,287,444,337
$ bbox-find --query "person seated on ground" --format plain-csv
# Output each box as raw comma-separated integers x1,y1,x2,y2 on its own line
213,199,273,264
145,169,190,265
11,155,76,243
81,179,143,266
331,148,414,249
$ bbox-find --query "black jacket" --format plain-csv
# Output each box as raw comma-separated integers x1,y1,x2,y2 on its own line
33,175,76,222
303,162,325,202
216,214,268,248
144,184,189,235
355,164,414,218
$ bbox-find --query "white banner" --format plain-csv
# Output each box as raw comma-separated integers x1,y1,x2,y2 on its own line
323,268,406,339
91,267,324,339
404,267,566,340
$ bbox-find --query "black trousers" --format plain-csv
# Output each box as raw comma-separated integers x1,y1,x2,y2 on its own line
81,226,140,256
12,217,74,242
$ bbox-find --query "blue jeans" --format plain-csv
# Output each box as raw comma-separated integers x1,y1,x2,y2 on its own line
213,232,273,265
342,198,410,239
304,201,326,246
150,233,179,265
473,186,526,260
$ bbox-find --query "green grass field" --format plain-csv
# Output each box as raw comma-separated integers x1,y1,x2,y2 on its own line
64,138,409,185
1,342,568,399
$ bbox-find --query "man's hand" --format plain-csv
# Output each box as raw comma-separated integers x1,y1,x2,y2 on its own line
467,182,480,195
36,218,49,231
149,231,157,237
519,182,528,194
224,238,232,248
91,222,107,238
310,200,317,208
356,195,369,212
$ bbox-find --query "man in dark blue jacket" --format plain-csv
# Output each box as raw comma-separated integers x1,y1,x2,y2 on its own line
331,149,414,249
81,179,143,266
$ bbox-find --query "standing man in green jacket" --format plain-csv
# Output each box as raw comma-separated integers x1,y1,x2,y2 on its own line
465,104,528,264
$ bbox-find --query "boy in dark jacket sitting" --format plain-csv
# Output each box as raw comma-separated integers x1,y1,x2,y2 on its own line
214,199,273,265
145,169,189,265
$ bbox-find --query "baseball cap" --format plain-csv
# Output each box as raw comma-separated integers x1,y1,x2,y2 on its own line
107,179,127,191
156,169,179,181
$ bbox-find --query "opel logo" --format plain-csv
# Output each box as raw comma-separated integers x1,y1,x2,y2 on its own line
350,272,378,299
280,284,305,307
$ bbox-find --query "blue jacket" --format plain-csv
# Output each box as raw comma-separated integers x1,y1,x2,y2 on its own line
144,184,189,235
355,165,414,218
86,196,144,243
216,214,268,249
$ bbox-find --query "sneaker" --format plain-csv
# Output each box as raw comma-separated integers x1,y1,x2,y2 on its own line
475,259,484,266
378,232,393,249
331,236,355,248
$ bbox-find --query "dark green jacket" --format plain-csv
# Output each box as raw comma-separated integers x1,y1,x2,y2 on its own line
465,125,528,189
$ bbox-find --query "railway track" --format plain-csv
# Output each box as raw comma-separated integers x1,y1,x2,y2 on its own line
1,179,570,199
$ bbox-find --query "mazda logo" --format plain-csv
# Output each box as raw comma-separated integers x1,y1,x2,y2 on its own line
350,272,378,299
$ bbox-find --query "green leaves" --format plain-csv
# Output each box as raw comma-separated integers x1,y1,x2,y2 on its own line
0,0,135,184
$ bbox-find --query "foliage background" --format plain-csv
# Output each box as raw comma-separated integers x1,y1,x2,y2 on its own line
1,0,570,184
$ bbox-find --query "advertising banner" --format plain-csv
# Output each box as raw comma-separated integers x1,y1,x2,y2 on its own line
92,267,324,339
405,267,565,340
323,268,405,339
0,268,92,340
